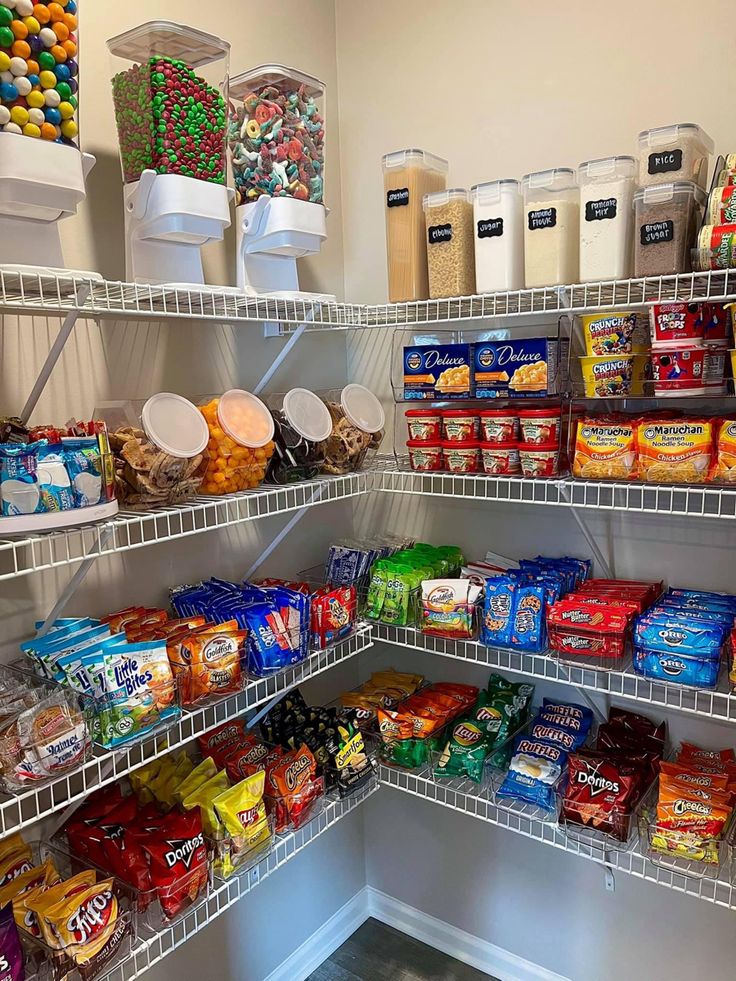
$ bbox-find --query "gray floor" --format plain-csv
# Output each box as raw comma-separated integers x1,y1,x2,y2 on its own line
307,918,496,981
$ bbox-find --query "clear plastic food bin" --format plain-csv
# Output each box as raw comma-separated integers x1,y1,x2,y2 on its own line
471,179,524,293
199,390,275,494
633,182,706,278
638,122,714,190
383,148,448,302
0,0,79,143
98,394,208,509
522,168,579,288
320,384,385,475
228,65,325,207
578,156,636,282
423,188,475,299
265,387,332,483
108,21,229,186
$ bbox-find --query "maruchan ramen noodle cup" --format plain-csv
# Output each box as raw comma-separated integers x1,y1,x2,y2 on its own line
199,391,275,494
580,354,635,397
573,417,637,481
519,442,560,478
442,441,481,474
580,311,649,356
406,409,442,443
480,442,520,476
441,410,479,442
712,419,736,483
651,344,725,396
407,440,443,472
478,409,519,443
636,417,714,484
518,408,562,445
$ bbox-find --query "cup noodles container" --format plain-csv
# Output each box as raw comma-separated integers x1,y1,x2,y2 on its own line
480,441,520,476
406,409,442,442
580,311,649,357
579,354,635,397
478,408,519,443
651,344,726,396
442,409,480,442
649,303,706,345
519,442,560,478
518,408,562,445
407,440,443,472
442,440,481,474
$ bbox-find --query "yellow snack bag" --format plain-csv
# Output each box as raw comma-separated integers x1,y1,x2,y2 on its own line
43,877,125,967
712,419,736,483
212,771,271,878
636,417,714,484
0,833,33,887
129,756,165,798
572,416,637,480
144,754,180,806
174,757,217,807
157,753,195,811
182,770,230,837
0,857,60,933
25,870,96,946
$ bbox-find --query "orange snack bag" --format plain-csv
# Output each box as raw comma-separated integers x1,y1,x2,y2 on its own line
711,419,736,483
178,621,246,704
572,415,637,480
660,761,731,794
100,607,145,634
636,417,714,484
656,781,732,837
678,742,735,767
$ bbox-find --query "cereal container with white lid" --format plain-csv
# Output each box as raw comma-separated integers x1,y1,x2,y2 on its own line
199,390,275,494
522,169,579,288
320,384,385,475
637,123,714,190
266,388,333,483
471,180,524,293
423,188,475,299
578,156,636,282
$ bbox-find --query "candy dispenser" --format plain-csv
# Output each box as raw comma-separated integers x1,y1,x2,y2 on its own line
198,390,275,494
107,22,233,285
0,0,96,271
228,65,329,296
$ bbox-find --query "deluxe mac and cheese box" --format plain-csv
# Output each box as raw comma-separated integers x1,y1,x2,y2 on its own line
403,344,473,400
473,337,569,399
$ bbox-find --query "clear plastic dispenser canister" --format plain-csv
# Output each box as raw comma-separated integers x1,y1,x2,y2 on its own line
266,388,333,484
522,168,579,288
321,385,385,475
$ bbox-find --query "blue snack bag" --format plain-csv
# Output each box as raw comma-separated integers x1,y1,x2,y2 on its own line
37,443,75,511
0,440,45,515
62,436,103,507
542,699,594,726
511,584,546,653
481,576,515,647
496,735,568,811
633,646,721,689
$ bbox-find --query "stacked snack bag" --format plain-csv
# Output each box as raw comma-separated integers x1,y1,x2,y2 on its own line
363,543,465,626
339,669,425,730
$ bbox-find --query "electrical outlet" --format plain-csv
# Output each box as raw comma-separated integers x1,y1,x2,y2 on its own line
605,868,615,893
250,866,260,887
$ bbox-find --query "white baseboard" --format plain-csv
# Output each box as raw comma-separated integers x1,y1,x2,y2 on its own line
265,884,569,981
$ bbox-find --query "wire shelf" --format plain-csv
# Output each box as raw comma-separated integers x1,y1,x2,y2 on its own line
0,627,373,837
379,766,736,910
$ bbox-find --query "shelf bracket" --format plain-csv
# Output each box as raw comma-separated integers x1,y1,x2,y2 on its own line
554,664,608,723
257,312,313,389
243,488,323,582
559,484,614,579
35,527,112,637
19,282,91,424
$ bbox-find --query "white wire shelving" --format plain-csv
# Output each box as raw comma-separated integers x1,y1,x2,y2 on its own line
379,765,736,910
0,627,373,837
373,623,736,725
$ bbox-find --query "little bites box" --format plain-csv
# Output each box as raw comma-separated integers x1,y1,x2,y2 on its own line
403,344,472,400
473,337,568,398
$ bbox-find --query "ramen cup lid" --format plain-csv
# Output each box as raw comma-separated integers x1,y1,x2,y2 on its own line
141,392,209,459
283,388,333,442
341,384,385,434
217,389,275,448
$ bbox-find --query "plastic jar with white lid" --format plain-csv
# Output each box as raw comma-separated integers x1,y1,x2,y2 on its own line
266,388,333,484
423,188,475,299
637,123,714,190
199,390,275,494
522,169,579,288
321,384,385,475
383,149,448,303
578,156,636,282
633,181,705,278
470,180,524,293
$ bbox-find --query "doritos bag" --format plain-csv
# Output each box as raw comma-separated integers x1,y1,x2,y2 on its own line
141,809,207,920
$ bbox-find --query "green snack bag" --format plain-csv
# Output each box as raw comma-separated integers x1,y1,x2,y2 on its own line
366,559,390,620
433,718,489,783
382,564,419,626
487,674,535,728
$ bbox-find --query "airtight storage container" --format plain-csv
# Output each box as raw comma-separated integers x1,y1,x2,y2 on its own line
471,180,524,292
423,188,475,299
199,390,275,494
633,182,705,278
578,156,636,282
320,385,385,475
383,149,448,302
522,169,579,288
637,123,714,190
266,388,332,483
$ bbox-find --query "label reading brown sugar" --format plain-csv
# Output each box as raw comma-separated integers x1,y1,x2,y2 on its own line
640,220,674,246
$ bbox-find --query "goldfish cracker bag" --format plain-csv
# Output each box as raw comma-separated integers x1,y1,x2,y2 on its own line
636,417,715,484
179,622,246,704
212,771,271,878
572,416,637,481
711,419,736,483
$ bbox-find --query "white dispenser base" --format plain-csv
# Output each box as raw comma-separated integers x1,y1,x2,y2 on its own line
124,171,234,286
236,196,328,295
0,134,95,270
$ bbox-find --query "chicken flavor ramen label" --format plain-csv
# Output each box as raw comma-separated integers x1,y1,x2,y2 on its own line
636,418,714,484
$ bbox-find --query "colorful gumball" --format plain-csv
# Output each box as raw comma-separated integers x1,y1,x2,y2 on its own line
4,121,22,133
0,104,9,124
27,88,43,107
40,120,56,139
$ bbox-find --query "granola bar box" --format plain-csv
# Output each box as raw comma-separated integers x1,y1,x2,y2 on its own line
403,344,473,400
473,337,568,399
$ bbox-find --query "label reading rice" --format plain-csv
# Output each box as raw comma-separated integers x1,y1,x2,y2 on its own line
648,149,683,175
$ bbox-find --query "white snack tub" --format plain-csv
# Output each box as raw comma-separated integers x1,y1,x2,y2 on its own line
638,123,714,190
471,179,524,293
522,168,579,288
578,156,636,282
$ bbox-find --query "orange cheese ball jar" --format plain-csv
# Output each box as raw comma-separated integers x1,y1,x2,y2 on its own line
199,390,275,495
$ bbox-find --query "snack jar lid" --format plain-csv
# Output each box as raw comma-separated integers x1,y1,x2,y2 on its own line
341,384,385,434
217,389,275,448
283,388,333,443
141,392,209,459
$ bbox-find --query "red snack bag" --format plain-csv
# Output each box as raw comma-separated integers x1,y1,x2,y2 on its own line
141,809,207,920
65,786,127,866
198,721,248,768
678,743,735,768
267,745,320,832
222,736,271,783
562,751,640,842
607,707,666,746
660,760,731,794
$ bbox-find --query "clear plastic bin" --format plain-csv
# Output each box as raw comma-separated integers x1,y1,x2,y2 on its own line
207,812,275,882
228,65,325,207
383,148,448,303
198,389,275,494
638,123,714,190
265,388,332,484
423,188,475,299
633,182,706,278
522,168,579,288
322,732,379,800
98,394,208,509
559,775,654,852
265,773,326,834
471,180,524,293
0,0,79,144
320,385,385,475
578,156,636,282
108,21,229,186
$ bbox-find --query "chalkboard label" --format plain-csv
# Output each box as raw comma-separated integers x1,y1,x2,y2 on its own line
648,149,683,175
428,223,453,244
585,198,618,222
477,217,504,239
640,220,674,246
387,187,409,208
528,207,556,231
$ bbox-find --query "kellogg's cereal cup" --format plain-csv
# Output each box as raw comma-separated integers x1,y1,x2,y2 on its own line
442,410,480,442
442,440,481,474
479,409,519,443
649,303,706,345
480,442,520,476
518,408,562,445
407,440,443,472
519,442,560,478
579,355,635,398
651,344,725,396
406,409,442,442
580,311,649,356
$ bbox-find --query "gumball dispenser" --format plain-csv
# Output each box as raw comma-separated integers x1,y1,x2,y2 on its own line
0,0,95,272
228,65,329,296
107,21,234,286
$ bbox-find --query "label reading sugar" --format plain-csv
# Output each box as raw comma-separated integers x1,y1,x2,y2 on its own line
477,217,504,239
585,198,617,222
648,149,683,175
428,223,452,244
387,188,409,208
528,208,556,231
640,220,674,246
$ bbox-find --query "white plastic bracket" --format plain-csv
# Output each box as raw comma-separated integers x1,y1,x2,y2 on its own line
604,865,615,892
255,321,308,390
243,488,324,582
554,664,608,723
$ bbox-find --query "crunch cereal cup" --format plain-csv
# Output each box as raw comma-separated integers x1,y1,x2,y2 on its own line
579,354,634,398
580,311,649,356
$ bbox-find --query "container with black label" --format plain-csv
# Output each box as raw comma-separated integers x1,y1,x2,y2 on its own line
578,155,636,282
637,123,714,190
522,168,579,288
382,149,448,303
422,188,475,299
633,181,706,277
471,179,523,293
